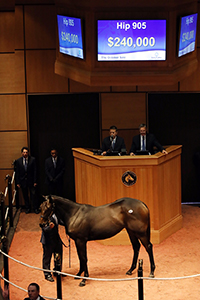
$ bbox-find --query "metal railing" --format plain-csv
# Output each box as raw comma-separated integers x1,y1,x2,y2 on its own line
0,171,19,299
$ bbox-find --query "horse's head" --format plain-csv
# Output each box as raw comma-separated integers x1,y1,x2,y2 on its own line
39,195,55,228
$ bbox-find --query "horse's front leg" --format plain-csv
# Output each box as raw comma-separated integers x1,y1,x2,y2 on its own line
74,239,89,286
126,230,141,275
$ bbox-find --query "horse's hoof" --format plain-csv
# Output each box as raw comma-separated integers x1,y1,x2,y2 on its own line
149,274,155,278
79,281,86,287
126,270,132,276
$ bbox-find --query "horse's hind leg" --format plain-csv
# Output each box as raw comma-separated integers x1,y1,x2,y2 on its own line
140,237,155,278
74,239,89,286
126,230,141,275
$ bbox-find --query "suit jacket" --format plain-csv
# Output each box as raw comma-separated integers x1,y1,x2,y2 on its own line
45,156,65,185
101,136,126,153
15,156,37,188
130,133,164,155
24,296,45,300
40,214,62,246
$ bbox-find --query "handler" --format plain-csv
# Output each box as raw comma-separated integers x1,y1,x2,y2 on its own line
40,213,63,282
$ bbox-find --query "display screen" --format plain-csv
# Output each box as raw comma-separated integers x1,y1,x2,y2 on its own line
97,20,166,61
178,13,198,57
57,15,84,59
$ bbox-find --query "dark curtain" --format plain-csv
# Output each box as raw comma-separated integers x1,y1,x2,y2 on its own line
148,93,200,203
28,93,100,203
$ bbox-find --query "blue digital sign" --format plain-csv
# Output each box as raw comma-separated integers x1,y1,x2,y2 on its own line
57,15,84,59
178,13,198,57
97,20,166,61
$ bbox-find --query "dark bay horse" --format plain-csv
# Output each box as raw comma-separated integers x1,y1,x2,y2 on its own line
40,195,155,286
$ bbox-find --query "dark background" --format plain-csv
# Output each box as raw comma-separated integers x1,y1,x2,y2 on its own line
148,93,200,203
28,93,100,202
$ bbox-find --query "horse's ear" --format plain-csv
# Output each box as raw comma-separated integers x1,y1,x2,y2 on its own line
48,195,53,203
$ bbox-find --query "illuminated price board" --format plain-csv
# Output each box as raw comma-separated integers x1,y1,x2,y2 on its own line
178,13,198,57
97,20,166,61
57,15,84,59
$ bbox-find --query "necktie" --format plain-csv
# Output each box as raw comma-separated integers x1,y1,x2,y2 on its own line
112,140,115,150
53,158,56,168
142,136,145,151
24,159,27,171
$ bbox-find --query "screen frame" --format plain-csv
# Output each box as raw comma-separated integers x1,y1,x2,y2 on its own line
57,14,85,60
97,19,167,62
177,13,198,58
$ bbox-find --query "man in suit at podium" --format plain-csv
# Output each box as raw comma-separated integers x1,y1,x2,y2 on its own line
101,125,126,155
15,147,39,214
45,148,65,196
130,123,168,155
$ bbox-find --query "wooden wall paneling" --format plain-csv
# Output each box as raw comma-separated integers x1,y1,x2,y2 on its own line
0,132,28,168
153,154,182,230
16,0,54,4
138,83,179,92
0,54,17,92
111,86,137,92
69,79,110,93
15,5,24,50
14,50,26,93
101,93,146,129
0,94,27,131
0,52,25,93
180,49,200,91
26,50,69,93
0,0,14,11
0,11,15,52
24,5,56,49
102,166,155,208
74,158,103,206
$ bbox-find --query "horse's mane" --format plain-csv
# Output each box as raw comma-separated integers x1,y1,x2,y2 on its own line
50,195,81,210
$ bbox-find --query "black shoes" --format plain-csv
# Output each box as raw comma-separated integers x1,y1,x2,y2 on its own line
25,209,31,214
34,209,40,214
45,274,54,282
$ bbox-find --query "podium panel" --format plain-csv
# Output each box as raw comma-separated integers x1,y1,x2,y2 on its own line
72,146,182,244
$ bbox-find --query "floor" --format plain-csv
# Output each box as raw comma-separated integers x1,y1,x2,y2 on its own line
2,204,200,300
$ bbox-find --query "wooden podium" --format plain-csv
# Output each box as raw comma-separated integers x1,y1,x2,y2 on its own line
72,146,182,244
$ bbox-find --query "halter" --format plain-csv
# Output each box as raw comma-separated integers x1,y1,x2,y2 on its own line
40,201,55,224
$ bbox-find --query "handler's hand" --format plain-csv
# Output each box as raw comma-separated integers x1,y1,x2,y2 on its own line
49,222,55,229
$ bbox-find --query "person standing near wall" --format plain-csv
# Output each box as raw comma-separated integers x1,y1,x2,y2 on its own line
15,147,39,214
45,148,65,196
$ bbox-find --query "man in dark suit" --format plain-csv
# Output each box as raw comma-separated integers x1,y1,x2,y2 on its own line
2,283,45,300
101,125,126,155
24,283,45,300
40,213,63,282
130,123,168,155
45,148,65,196
15,147,39,214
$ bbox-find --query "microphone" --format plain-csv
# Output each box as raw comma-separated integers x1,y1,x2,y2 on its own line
110,134,114,141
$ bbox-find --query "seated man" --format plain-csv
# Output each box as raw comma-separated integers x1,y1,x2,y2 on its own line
130,123,168,155
101,125,126,155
